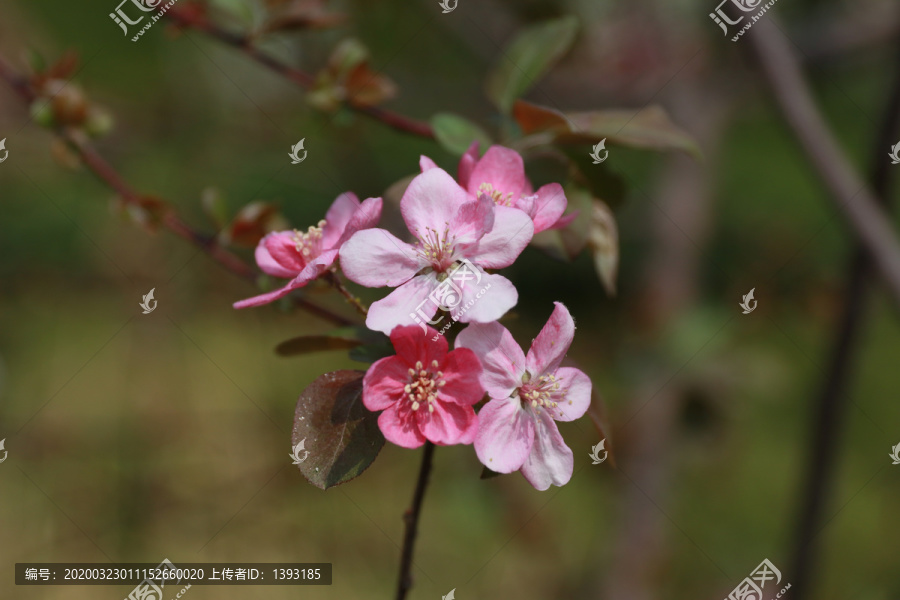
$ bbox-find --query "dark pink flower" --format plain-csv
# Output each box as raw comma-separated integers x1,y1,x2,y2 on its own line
234,193,382,309
456,302,591,490
339,168,533,335
422,143,575,233
363,324,484,448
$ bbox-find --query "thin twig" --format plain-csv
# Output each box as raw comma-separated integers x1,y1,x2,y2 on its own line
325,272,368,316
165,5,435,140
789,28,900,600
0,52,353,327
748,17,900,308
396,441,435,600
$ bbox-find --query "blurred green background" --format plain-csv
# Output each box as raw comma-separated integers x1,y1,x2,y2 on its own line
1,0,899,598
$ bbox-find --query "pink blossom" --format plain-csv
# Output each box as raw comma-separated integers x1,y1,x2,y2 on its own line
339,167,534,335
234,193,382,309
363,324,484,448
422,143,575,233
455,302,592,490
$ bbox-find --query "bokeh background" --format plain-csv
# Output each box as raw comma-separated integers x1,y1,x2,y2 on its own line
1,0,899,598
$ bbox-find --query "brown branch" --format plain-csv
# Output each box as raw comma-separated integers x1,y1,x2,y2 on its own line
325,272,368,317
0,52,353,327
789,26,900,600
396,441,435,600
165,5,435,140
748,17,900,307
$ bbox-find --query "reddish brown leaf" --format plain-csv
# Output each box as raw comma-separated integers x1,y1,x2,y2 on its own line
221,201,287,248
513,100,570,135
292,370,385,490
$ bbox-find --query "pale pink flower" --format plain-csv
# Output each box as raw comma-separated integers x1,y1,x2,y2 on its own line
455,302,592,490
363,324,484,448
234,193,382,309
421,143,575,233
339,167,534,335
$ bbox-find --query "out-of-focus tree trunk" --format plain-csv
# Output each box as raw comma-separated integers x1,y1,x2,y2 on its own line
598,81,732,600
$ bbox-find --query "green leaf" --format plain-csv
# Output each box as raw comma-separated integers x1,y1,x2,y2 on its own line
513,100,701,160
293,370,385,490
486,16,579,114
431,113,492,156
562,106,701,159
529,182,593,261
587,199,619,296
564,148,627,207
276,327,390,360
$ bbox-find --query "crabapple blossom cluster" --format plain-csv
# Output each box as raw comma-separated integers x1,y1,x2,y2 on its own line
235,145,593,490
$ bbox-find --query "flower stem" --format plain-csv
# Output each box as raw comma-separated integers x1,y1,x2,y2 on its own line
326,272,368,316
396,441,435,600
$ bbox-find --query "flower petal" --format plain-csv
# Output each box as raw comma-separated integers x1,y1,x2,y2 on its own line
401,168,470,236
363,356,410,411
378,403,426,449
335,197,383,247
455,321,525,399
547,367,592,422
474,398,534,473
526,302,575,376
256,232,301,278
322,192,361,248
469,206,534,269
390,324,448,368
256,231,306,277
450,193,495,248
419,400,478,446
437,347,485,406
457,141,480,189
339,228,421,288
520,410,573,490
467,145,531,198
233,249,338,309
419,155,439,172
529,183,568,234
452,272,519,325
366,273,443,336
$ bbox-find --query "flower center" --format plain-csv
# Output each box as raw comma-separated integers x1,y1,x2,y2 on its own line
479,182,516,207
519,372,562,413
292,220,327,259
414,225,456,272
404,360,446,413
